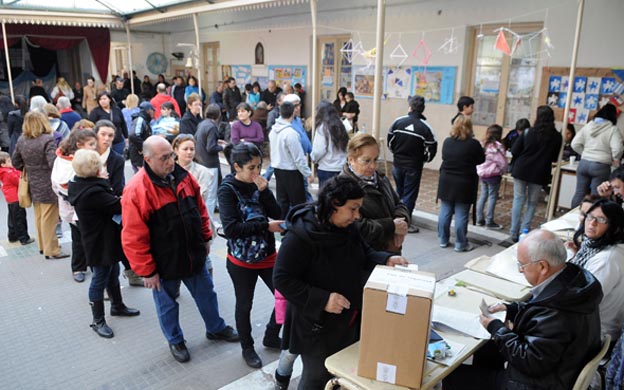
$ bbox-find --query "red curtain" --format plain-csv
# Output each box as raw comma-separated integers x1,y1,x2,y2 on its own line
1,25,110,81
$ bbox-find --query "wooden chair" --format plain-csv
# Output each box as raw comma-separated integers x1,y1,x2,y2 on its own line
572,335,611,390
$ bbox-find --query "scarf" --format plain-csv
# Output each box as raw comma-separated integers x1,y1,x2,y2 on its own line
570,236,601,269
348,163,378,187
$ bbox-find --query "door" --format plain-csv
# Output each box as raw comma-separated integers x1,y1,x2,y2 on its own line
316,35,352,104
202,42,220,97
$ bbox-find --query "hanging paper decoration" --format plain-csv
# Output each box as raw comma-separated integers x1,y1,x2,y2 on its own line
438,28,460,54
494,29,511,55
340,39,357,64
390,41,408,68
412,38,432,66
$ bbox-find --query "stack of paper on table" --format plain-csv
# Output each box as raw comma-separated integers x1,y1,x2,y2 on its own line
485,246,531,287
431,305,504,340
453,270,531,301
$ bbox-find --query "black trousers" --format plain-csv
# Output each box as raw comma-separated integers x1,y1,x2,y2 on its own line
70,222,87,272
299,353,333,390
226,260,280,349
7,202,29,242
274,168,306,219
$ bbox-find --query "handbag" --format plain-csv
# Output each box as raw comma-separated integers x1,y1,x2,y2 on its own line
18,168,32,208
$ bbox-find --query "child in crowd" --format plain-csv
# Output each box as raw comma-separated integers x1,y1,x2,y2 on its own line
0,152,34,245
476,124,508,229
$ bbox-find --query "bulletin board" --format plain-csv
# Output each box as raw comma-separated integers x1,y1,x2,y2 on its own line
410,66,456,105
268,65,307,88
539,67,624,124
221,65,252,89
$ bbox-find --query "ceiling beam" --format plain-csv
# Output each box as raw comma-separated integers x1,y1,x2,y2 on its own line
127,0,278,26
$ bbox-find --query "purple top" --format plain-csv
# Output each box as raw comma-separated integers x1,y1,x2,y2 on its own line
231,120,264,146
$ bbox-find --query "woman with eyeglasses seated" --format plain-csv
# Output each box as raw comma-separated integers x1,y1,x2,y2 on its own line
566,198,624,341
338,133,410,253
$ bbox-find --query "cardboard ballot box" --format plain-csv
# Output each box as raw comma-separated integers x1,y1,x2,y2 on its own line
358,265,435,389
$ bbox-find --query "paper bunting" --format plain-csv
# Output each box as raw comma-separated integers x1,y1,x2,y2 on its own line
390,40,408,68
494,30,511,55
411,38,432,67
340,39,357,64
438,28,460,54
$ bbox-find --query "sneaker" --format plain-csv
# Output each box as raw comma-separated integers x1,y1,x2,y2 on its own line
486,222,503,230
439,242,449,248
454,244,475,253
477,220,485,226
408,224,420,233
206,325,240,342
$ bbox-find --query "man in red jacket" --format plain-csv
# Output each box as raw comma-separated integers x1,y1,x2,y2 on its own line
121,136,238,363
149,83,181,120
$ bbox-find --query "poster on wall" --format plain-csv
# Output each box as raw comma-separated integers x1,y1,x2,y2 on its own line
384,67,412,99
222,65,252,89
410,66,456,105
352,65,376,98
268,65,306,88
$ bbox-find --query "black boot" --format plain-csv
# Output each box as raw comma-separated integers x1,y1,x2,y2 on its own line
90,300,114,338
107,284,140,317
274,370,291,390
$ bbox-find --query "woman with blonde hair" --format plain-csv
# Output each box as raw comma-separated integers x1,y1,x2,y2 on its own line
437,115,484,252
122,93,140,133
12,111,69,259
51,77,74,104
339,132,410,252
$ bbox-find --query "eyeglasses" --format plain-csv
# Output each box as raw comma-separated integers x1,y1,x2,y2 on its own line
158,152,176,162
356,157,379,166
516,260,541,272
586,214,608,224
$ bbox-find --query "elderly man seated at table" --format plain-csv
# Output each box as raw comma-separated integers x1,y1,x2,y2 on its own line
444,229,603,390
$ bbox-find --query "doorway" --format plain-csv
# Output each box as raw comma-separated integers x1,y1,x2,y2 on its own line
316,35,352,104
202,42,220,96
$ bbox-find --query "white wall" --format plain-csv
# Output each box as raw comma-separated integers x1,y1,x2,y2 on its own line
110,30,168,82
129,0,623,167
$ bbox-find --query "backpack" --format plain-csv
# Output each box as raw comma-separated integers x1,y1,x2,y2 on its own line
222,183,270,263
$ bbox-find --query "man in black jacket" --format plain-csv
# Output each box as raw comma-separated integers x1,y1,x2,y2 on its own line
223,77,242,121
128,102,154,172
387,95,437,233
444,229,603,390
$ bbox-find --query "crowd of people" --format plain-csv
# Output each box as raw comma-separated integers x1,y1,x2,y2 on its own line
0,69,623,390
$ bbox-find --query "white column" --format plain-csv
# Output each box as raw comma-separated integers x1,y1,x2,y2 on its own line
547,0,584,220
310,0,318,138
2,21,15,105
193,13,203,118
125,23,134,94
372,0,385,140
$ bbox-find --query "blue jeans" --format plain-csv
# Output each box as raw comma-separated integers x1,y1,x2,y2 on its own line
571,159,611,208
277,349,299,377
476,179,501,224
303,177,313,202
317,169,340,189
437,200,471,250
89,263,120,302
152,266,227,344
393,165,424,221
510,179,542,240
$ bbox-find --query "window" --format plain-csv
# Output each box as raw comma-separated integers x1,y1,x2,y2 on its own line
470,23,542,128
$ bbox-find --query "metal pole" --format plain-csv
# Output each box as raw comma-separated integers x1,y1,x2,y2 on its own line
193,13,202,118
310,0,317,138
372,0,385,140
125,22,134,94
2,21,15,105
546,0,584,220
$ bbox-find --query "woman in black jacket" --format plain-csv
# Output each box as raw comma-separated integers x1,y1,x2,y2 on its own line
88,92,128,156
273,175,408,390
509,105,562,241
437,115,485,252
68,149,139,339
218,143,284,369
7,95,27,155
